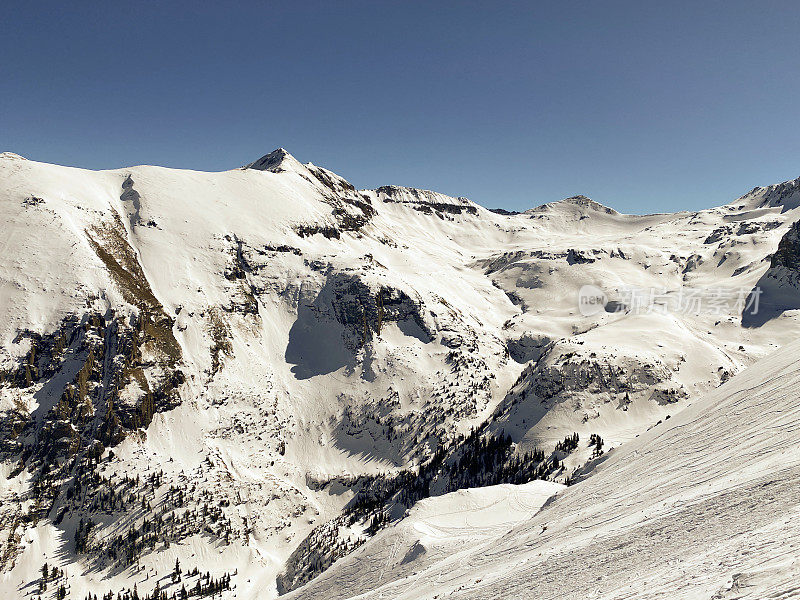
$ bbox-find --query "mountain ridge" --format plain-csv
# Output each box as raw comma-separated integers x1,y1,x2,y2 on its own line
1,152,800,600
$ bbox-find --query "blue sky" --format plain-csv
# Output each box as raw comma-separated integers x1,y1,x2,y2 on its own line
2,1,800,213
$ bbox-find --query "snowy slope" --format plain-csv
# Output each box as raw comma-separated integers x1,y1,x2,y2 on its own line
290,337,800,600
1,148,800,599
285,480,564,600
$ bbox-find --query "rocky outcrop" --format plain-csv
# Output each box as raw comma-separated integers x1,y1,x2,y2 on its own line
567,249,597,264
770,219,800,273
507,333,551,364
0,307,185,551
243,148,299,172
376,186,479,217
743,176,800,211
285,271,433,378
247,149,376,237
526,195,619,216
704,225,734,245
6,311,182,445
743,219,800,326
492,343,686,426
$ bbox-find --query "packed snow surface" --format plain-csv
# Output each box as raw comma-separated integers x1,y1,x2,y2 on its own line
287,480,564,600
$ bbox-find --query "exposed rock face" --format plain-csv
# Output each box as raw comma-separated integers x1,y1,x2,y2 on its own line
704,221,782,244
375,185,479,217
322,274,432,346
516,347,673,404
567,249,597,264
0,308,184,556
526,195,619,216
286,272,433,378
771,219,800,273
507,333,551,364
705,225,734,245
749,176,800,211
244,148,300,172
247,149,376,237
742,219,800,326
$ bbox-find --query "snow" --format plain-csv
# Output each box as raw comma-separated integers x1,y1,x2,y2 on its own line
1,149,800,599
285,480,564,600
290,338,800,600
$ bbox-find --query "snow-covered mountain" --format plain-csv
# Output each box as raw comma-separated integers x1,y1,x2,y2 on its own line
1,149,799,599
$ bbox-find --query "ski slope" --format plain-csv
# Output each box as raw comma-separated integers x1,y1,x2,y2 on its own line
290,338,800,600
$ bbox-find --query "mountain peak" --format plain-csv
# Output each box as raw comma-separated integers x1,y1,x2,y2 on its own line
527,195,619,216
750,175,800,212
0,151,27,161
243,148,303,172
560,195,617,213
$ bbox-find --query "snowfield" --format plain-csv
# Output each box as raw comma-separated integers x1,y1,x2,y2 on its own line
0,148,799,599
286,479,565,600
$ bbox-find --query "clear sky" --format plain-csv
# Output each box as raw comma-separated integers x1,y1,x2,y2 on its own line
3,1,800,214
